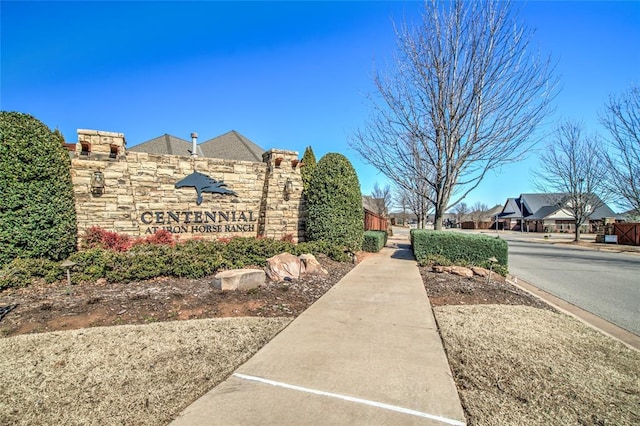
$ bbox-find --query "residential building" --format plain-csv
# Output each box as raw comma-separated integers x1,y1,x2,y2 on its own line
498,193,620,233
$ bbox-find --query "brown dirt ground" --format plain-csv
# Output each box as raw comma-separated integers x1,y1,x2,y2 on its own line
420,267,555,312
1,251,555,338
0,256,355,337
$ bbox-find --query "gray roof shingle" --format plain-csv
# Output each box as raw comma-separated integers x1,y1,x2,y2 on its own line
129,130,264,162
128,134,197,157
200,130,265,162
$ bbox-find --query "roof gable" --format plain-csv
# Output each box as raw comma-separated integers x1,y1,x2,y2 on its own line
200,130,265,162
519,193,566,217
500,198,522,218
128,134,195,157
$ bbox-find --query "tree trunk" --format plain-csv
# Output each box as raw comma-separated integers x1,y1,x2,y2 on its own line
574,224,581,242
434,214,443,231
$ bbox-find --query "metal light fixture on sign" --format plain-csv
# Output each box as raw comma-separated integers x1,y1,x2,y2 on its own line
284,178,293,200
90,170,105,196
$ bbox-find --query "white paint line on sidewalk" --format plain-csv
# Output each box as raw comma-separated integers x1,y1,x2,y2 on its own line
233,373,466,426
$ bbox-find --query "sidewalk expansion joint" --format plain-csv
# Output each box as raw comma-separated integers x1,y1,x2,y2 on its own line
233,373,466,426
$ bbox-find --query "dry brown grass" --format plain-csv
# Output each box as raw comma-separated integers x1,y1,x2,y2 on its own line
0,317,290,425
434,305,640,426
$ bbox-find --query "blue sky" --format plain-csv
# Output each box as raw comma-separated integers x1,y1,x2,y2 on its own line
2,1,639,211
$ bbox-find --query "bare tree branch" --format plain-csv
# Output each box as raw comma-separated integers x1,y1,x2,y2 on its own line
600,84,640,214
350,0,557,230
533,121,609,241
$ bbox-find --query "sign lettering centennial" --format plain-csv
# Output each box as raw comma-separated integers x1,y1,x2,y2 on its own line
140,210,257,235
140,172,255,235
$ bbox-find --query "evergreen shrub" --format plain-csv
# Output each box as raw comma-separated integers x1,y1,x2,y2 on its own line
362,231,387,253
411,230,508,274
300,146,316,194
0,112,77,267
0,231,350,287
305,153,364,252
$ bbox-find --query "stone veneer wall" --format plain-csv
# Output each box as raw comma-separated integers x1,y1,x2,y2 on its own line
71,130,304,244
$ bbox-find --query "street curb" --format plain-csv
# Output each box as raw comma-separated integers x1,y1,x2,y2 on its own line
506,275,640,351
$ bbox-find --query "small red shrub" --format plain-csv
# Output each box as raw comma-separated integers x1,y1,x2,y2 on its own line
83,226,132,251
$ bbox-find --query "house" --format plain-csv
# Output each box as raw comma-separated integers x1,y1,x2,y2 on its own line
499,193,620,233
128,130,265,162
460,204,503,229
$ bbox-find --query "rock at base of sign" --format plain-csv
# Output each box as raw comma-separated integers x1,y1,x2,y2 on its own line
214,269,266,291
298,253,328,276
265,253,303,282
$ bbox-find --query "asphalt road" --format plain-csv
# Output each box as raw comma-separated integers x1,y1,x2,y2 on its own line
505,237,640,336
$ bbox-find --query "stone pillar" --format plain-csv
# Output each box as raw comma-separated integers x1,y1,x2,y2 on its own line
259,149,305,242
76,129,126,159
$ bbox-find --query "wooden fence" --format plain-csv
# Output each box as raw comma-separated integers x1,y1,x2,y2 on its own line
364,209,388,232
613,223,640,246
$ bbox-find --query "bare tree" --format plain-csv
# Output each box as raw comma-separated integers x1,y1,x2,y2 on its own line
392,190,410,226
534,121,609,241
393,181,432,228
600,85,640,214
370,182,392,216
350,0,556,230
452,202,469,227
470,202,489,228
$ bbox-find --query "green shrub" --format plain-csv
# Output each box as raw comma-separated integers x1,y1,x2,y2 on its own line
294,240,350,262
362,231,387,253
2,234,352,287
411,230,508,274
0,112,77,267
0,258,62,290
300,146,316,194
223,237,294,267
305,153,364,252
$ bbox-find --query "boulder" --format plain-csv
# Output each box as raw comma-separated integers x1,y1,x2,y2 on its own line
298,253,328,276
449,266,474,278
266,253,304,282
471,267,490,277
214,269,265,291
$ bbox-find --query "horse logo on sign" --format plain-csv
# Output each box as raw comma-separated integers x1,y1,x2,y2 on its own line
175,171,237,205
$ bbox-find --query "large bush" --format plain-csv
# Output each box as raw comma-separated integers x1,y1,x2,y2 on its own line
305,153,364,252
411,230,508,274
0,112,77,267
362,231,387,253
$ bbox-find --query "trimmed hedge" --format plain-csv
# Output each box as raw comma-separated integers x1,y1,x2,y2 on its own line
0,112,77,267
305,153,364,252
411,230,508,275
0,236,350,290
362,231,387,253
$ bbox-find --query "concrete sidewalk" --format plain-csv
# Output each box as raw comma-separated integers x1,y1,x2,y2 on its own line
171,240,466,426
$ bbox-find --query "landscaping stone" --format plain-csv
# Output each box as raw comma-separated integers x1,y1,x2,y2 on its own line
214,269,265,291
471,267,490,277
298,254,328,276
266,253,303,282
449,266,474,278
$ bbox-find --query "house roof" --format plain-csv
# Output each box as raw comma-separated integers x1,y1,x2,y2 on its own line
519,193,565,217
362,196,386,214
128,130,264,162
128,134,200,157
499,198,523,219
526,204,562,220
199,131,265,162
501,192,621,221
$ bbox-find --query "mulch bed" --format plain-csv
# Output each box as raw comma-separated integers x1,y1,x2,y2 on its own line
0,256,354,337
